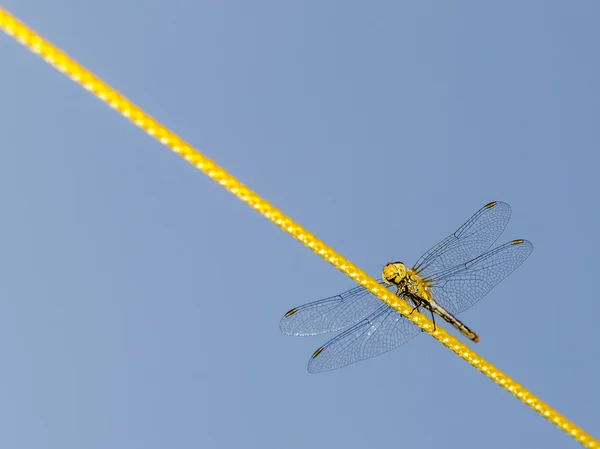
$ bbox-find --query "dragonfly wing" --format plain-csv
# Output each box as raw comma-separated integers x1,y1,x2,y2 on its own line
413,201,512,279
426,239,533,316
280,280,396,336
307,302,422,373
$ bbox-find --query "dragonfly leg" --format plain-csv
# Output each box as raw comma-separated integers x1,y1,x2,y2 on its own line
409,305,420,315
408,298,428,332
430,310,437,332
408,296,422,316
408,306,427,333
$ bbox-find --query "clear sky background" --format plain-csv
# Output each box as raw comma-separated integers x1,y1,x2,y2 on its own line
1,2,599,448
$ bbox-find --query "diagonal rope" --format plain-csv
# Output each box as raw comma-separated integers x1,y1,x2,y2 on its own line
0,8,596,448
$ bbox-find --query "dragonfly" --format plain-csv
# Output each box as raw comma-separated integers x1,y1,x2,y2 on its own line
280,201,533,373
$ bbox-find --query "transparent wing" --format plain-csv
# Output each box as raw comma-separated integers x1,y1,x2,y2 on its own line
280,280,396,336
426,239,533,316
307,301,422,373
413,201,511,280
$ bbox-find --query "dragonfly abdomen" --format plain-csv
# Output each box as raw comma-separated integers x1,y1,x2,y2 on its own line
429,300,479,342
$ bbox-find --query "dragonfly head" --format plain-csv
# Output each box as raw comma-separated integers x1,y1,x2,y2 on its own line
382,262,407,285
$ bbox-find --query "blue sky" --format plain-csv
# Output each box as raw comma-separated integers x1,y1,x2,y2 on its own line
1,2,599,448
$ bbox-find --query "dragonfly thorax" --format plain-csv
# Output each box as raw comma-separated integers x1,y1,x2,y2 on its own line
382,262,407,285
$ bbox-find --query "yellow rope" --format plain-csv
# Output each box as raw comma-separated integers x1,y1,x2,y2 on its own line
0,8,596,448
